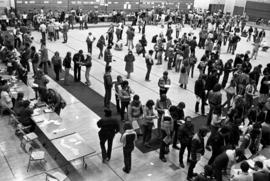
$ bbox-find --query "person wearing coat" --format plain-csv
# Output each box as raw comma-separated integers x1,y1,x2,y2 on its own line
97,35,106,59
178,116,195,168
104,46,112,66
187,127,208,181
195,74,207,115
124,50,135,79
39,43,49,74
179,58,190,89
51,51,62,81
97,109,119,163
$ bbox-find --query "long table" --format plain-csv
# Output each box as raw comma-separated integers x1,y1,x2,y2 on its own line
32,111,75,141
52,133,96,171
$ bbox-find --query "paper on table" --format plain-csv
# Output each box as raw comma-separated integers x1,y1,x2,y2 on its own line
53,128,66,134
244,148,252,159
254,155,267,162
69,138,77,142
74,141,82,145
246,159,255,168
44,108,53,113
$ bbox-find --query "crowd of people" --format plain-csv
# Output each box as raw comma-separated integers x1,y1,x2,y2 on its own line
1,6,270,181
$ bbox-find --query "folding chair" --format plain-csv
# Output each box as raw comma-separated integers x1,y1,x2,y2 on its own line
16,123,38,151
25,143,46,172
45,171,67,181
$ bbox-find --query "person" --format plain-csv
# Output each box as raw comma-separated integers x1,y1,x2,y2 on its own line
126,26,135,50
0,85,13,113
13,92,24,115
189,53,197,78
120,123,137,174
20,43,31,72
247,26,253,42
39,22,46,44
97,35,106,59
259,74,269,103
187,127,208,181
63,52,71,85
39,43,49,74
189,36,198,55
86,32,96,54
124,50,135,79
104,46,112,66
231,161,253,181
245,79,256,110
62,21,69,43
142,99,157,147
250,40,260,60
97,109,119,163
179,58,190,89
140,34,147,57
51,51,62,81
114,75,123,113
195,74,207,115
83,53,92,86
171,102,185,149
107,24,114,46
207,84,222,126
33,69,49,101
213,148,244,181
193,165,216,181
155,94,172,137
207,127,229,165
46,88,66,115
30,46,39,77
18,100,35,132
145,50,154,81
73,50,84,82
253,161,270,181
158,71,171,96
127,95,143,133
159,109,174,162
261,115,270,148
103,66,113,109
119,80,133,121
178,116,194,168
221,59,234,88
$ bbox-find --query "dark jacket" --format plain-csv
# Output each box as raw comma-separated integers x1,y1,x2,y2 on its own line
103,72,112,89
191,133,205,161
73,53,84,65
97,117,119,139
178,123,194,145
253,170,270,181
195,79,206,98
63,56,71,69
212,151,229,170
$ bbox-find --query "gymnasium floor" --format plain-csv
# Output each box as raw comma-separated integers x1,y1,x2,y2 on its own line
0,23,269,181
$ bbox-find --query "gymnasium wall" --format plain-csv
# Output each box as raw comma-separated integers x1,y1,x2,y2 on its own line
245,0,270,21
15,0,194,13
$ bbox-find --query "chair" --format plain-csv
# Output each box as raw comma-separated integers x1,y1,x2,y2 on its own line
25,143,46,172
16,122,38,151
45,171,67,181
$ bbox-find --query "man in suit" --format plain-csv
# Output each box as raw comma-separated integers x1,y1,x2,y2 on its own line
253,161,270,181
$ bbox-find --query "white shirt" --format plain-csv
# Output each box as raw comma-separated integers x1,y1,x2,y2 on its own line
39,24,46,32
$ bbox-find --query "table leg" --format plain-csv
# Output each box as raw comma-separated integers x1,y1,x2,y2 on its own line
83,157,87,169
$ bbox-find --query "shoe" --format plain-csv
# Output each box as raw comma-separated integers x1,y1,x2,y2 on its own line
179,162,185,168
122,167,129,173
173,146,180,150
145,79,151,82
160,157,167,162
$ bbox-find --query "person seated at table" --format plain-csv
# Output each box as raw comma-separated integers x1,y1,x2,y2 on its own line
97,109,119,163
231,161,253,181
0,84,13,115
18,100,35,132
46,88,66,115
253,161,270,181
13,92,24,115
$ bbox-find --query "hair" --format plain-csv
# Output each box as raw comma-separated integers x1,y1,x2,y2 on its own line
104,109,112,117
204,165,213,177
133,94,140,101
178,102,186,109
240,161,250,172
31,46,36,52
79,50,83,54
123,123,133,131
149,50,154,54
213,83,222,92
254,161,263,169
163,71,168,75
146,99,155,108
17,92,24,100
